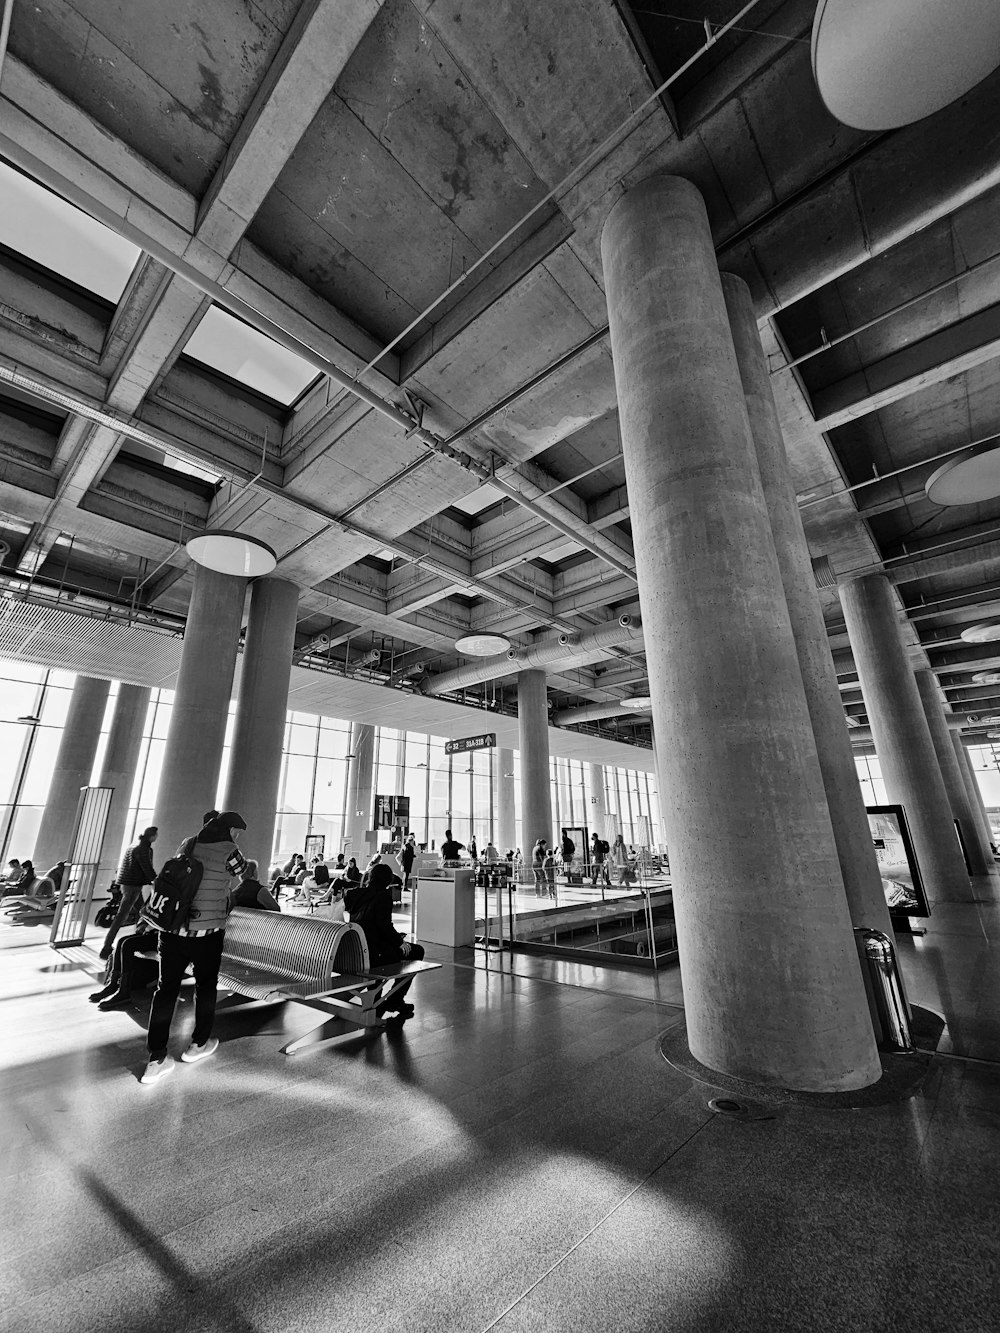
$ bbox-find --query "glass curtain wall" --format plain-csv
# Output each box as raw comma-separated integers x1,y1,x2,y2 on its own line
0,657,665,868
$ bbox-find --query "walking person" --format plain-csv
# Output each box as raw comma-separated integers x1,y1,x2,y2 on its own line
141,809,246,1086
590,831,611,888
100,826,158,960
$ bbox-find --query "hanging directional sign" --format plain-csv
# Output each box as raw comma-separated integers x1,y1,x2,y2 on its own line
445,733,496,755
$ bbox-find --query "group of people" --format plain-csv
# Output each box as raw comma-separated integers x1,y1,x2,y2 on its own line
529,830,635,897
1,858,66,914
82,812,423,1087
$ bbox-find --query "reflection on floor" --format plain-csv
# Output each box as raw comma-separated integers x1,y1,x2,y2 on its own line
1,891,998,1332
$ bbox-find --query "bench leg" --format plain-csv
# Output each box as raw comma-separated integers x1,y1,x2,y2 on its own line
282,1014,382,1055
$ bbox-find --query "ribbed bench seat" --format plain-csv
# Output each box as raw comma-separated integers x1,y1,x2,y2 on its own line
217,908,439,1053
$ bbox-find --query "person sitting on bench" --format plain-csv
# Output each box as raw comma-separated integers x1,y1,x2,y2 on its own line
344,862,424,1018
89,920,160,1008
230,859,281,911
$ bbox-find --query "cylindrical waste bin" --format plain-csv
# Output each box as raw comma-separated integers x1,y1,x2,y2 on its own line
855,928,913,1050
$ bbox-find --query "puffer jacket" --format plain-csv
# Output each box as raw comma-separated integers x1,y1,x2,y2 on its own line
172,814,242,934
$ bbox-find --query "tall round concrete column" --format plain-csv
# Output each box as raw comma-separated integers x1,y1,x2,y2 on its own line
588,762,608,842
155,563,246,857
602,173,878,1092
518,669,553,854
223,578,298,873
96,684,151,882
914,669,994,876
33,675,111,870
496,746,516,852
953,736,996,853
345,723,375,858
839,574,972,902
723,274,893,939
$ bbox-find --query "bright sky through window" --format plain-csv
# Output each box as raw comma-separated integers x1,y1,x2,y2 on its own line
0,162,140,302
184,307,319,406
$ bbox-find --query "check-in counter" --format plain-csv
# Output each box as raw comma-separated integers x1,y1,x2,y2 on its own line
415,867,476,947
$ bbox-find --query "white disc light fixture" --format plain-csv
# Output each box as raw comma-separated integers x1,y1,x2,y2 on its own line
960,622,1000,643
812,0,1000,131
454,633,511,657
926,440,1000,507
186,529,277,577
972,671,1000,685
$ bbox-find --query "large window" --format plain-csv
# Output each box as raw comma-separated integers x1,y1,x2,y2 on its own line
0,656,667,869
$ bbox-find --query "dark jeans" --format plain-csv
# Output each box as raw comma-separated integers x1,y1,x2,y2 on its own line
102,882,147,954
107,930,158,993
147,929,225,1056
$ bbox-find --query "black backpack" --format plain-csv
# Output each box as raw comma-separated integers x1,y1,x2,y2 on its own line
600,839,610,855
141,853,203,932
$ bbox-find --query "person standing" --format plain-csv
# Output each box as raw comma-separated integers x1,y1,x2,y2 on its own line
400,834,417,892
532,838,547,896
560,828,575,879
611,833,630,886
440,828,465,864
141,810,246,1086
100,827,158,959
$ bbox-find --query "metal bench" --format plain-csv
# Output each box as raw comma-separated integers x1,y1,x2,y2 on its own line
217,908,440,1055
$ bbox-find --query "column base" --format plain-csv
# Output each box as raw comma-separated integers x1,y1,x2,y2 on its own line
658,1008,945,1110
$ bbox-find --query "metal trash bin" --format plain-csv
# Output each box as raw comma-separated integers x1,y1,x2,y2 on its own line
855,927,913,1050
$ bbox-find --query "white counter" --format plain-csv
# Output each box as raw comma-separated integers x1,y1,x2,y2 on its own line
415,869,476,947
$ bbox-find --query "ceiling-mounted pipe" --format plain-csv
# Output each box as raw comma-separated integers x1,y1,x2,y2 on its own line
887,537,1000,585
553,701,651,726
0,1,13,91
421,615,641,697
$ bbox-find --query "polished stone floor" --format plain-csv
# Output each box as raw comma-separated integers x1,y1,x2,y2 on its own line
1,895,997,1333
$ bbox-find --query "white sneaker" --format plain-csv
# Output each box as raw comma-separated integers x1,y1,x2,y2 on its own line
140,1054,175,1085
180,1036,219,1063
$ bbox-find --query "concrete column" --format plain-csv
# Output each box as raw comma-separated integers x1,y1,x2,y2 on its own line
518,669,553,854
96,684,151,882
33,675,111,870
839,574,972,902
723,274,893,939
588,762,608,842
602,172,878,1092
345,723,375,857
953,736,996,853
155,563,246,857
496,746,516,852
913,670,994,876
223,578,298,874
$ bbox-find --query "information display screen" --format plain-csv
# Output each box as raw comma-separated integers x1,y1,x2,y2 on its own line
866,805,930,918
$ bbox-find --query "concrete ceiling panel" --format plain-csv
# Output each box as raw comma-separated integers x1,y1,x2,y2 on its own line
336,0,554,251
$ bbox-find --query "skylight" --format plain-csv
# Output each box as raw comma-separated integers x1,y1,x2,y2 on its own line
183,307,319,406
452,483,506,516
0,161,140,302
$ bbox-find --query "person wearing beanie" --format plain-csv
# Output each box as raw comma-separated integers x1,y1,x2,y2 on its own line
141,809,247,1085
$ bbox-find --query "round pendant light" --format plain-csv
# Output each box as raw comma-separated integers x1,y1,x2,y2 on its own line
960,622,1000,643
454,633,511,657
186,529,277,577
925,441,1000,507
812,0,1000,131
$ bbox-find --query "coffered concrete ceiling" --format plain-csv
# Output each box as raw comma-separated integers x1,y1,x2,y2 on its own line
2,0,1000,750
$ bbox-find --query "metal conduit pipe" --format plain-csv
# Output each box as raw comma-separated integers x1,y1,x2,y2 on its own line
421,615,641,697
552,701,651,725
888,537,1000,584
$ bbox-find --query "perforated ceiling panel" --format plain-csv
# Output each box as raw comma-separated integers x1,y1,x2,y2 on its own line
0,598,184,688
0,595,653,769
